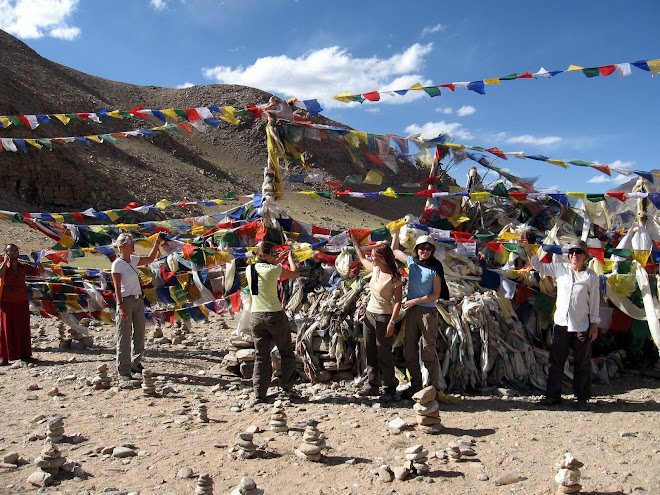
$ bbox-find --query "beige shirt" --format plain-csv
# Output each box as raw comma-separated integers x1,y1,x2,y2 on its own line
366,266,400,315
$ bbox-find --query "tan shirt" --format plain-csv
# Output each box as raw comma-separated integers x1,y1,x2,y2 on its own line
366,266,400,315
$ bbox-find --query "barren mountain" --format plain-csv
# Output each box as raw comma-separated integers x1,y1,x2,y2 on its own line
0,29,435,229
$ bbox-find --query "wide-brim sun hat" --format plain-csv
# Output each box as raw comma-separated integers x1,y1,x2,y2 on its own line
414,235,436,250
567,239,589,255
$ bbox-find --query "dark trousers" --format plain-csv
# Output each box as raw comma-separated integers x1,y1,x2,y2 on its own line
404,306,441,391
546,325,592,400
363,311,396,389
251,311,296,399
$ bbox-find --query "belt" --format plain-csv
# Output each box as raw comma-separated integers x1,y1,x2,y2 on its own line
123,294,142,299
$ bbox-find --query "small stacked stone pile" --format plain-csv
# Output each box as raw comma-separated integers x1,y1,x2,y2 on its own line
268,400,288,433
92,364,112,390
195,473,213,495
141,369,157,396
46,416,65,443
234,431,258,459
173,400,193,417
33,441,66,477
171,324,185,345
194,403,209,423
555,452,583,494
295,420,325,462
411,386,443,434
224,335,256,379
405,444,430,475
229,476,264,495
436,441,462,462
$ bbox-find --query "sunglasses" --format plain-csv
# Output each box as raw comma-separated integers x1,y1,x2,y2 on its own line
568,249,585,256
417,245,434,252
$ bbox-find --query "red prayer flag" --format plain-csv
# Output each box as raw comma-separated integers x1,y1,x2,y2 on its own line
509,192,527,201
70,212,85,223
485,147,507,159
129,105,148,118
77,113,90,120
485,241,504,253
246,105,263,118
415,189,438,198
440,84,456,91
123,201,141,210
363,91,380,102
588,247,605,264
598,65,616,76
17,115,31,127
451,231,474,243
516,72,535,79
592,164,611,176
348,229,371,244
514,284,535,304
314,251,337,265
182,244,196,259
335,189,351,196
606,191,627,202
325,181,343,190
363,151,385,166
176,122,193,136
312,225,331,236
228,291,242,313
420,176,439,186
184,108,201,121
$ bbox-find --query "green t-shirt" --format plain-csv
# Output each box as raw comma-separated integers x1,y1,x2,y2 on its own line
248,263,283,313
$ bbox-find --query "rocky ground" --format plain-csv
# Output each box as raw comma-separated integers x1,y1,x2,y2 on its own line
0,313,659,495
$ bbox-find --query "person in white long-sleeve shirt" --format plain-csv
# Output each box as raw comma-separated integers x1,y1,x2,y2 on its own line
520,236,600,411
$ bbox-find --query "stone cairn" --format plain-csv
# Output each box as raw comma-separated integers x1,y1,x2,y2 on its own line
405,444,430,475
224,334,256,379
194,403,209,423
28,441,67,486
555,452,583,494
411,386,444,434
46,416,65,443
295,419,326,462
233,431,258,459
91,364,112,390
195,473,213,495
229,476,264,495
268,400,288,433
141,369,157,396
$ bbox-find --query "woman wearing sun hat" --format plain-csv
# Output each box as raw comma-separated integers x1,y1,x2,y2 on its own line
519,236,600,411
391,231,449,398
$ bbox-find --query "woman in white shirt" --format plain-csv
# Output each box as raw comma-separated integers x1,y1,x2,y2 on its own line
520,236,600,410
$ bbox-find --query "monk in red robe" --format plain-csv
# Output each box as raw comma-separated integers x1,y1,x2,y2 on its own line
0,244,44,365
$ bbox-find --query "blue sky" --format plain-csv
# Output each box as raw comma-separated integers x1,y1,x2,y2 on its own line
2,0,659,193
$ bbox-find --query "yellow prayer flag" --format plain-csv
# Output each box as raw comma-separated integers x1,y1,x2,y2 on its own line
300,191,321,200
449,186,467,193
0,116,12,128
343,132,360,148
566,64,584,72
53,114,71,125
86,135,103,143
51,214,64,223
381,187,398,198
155,199,172,209
115,224,139,230
442,142,465,149
332,92,354,103
349,130,367,144
143,288,158,304
59,235,75,248
100,311,114,324
161,108,179,120
470,191,490,202
176,273,189,289
107,110,123,119
633,249,651,266
219,106,240,125
497,226,521,240
647,59,660,77
191,225,206,236
199,305,210,317
449,212,470,227
547,159,568,168
363,170,384,185
483,78,501,85
214,251,234,263
386,218,407,232
567,192,586,200
293,246,313,263
65,300,84,313
103,210,120,222
25,139,42,149
408,82,424,90
602,259,616,273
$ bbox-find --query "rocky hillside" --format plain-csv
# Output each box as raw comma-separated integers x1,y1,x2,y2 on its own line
0,29,434,227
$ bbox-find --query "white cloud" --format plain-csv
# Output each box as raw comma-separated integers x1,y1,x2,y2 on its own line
505,134,562,146
435,107,453,115
587,160,636,184
177,81,195,89
150,0,167,10
456,105,476,117
202,43,434,109
421,23,445,37
404,121,473,141
0,0,80,40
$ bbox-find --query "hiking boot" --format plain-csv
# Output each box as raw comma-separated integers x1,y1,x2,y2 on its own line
356,385,380,397
132,364,144,374
538,396,562,407
0,359,8,366
379,387,397,402
21,356,38,364
575,399,591,411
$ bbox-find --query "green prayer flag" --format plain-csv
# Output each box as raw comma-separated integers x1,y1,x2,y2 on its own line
345,175,363,184
422,86,442,97
351,95,366,103
37,139,53,150
568,160,592,167
534,292,556,315
582,67,600,78
7,115,21,125
100,134,117,143
370,227,391,240
473,233,497,242
65,114,83,122
490,182,510,197
586,194,606,202
174,109,189,120
499,73,519,80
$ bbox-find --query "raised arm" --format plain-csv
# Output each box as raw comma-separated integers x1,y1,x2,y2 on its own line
390,229,408,264
138,234,164,266
350,233,374,272
280,250,300,280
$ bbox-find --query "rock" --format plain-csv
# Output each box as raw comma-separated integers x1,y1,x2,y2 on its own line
412,386,437,404
416,415,443,426
405,444,424,454
178,467,195,479
47,387,60,396
493,470,526,486
392,465,410,480
240,476,256,490
405,449,429,461
236,349,256,361
413,400,439,415
298,443,323,456
35,455,66,469
477,473,489,481
388,417,406,434
620,431,636,438
555,468,581,486
27,383,40,390
27,470,53,487
557,484,582,494
379,466,394,483
3,452,19,464
112,446,137,458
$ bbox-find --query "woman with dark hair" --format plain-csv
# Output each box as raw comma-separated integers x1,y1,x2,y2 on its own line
247,241,300,402
0,244,44,365
350,234,402,401
391,231,449,397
